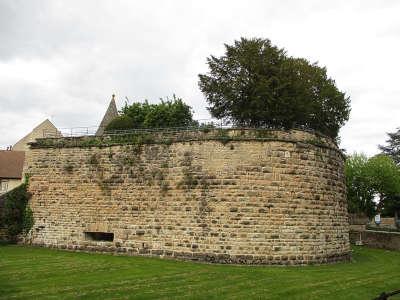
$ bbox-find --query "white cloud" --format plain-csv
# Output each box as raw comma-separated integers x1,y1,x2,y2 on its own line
0,0,399,155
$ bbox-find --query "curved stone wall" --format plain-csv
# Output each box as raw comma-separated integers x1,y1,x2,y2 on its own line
25,129,350,265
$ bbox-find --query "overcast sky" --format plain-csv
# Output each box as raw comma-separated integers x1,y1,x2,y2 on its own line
1,0,399,155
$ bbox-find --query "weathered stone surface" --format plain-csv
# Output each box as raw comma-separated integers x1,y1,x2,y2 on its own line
24,129,350,265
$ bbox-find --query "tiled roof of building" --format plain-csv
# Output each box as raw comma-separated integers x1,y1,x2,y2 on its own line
0,151,25,179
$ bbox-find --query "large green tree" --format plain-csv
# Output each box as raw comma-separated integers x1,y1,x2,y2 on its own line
345,153,376,218
345,153,400,223
106,95,197,131
198,37,351,138
379,127,400,165
366,155,400,222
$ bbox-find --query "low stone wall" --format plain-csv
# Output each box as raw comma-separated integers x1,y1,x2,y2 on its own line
25,129,350,265
349,213,368,225
349,224,365,231
367,218,398,232
350,230,400,251
380,217,396,227
348,213,368,232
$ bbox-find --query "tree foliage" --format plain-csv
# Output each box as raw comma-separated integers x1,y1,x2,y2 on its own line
379,127,400,165
345,153,400,218
198,37,351,138
345,154,376,217
366,155,400,218
366,155,400,198
105,95,197,131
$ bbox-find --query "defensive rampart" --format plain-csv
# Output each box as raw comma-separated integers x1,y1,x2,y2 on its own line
24,129,350,264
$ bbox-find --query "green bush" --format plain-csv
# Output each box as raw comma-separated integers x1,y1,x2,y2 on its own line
0,180,34,240
105,95,198,131
105,115,135,131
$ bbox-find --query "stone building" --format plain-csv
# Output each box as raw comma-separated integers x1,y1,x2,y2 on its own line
13,119,60,151
0,119,59,195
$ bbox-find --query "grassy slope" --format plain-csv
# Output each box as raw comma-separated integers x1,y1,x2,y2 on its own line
0,245,399,299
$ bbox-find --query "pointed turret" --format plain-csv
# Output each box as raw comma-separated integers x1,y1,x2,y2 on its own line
96,94,119,135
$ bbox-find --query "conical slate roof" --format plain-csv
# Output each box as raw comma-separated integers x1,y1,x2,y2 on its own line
96,95,119,135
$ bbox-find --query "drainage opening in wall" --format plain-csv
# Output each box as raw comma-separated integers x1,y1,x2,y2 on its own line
85,232,114,242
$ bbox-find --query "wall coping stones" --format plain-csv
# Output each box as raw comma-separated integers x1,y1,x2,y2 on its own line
30,128,343,156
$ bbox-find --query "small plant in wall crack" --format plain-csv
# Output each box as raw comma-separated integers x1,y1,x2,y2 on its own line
178,168,198,189
88,153,100,165
64,164,74,173
160,181,170,196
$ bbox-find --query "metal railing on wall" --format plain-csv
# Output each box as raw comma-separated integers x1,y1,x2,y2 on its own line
42,119,219,138
41,118,321,139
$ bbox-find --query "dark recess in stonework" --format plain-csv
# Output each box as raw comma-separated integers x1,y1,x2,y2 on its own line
84,232,114,242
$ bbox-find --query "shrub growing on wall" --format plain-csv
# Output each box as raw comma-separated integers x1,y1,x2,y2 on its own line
106,95,198,131
0,180,33,240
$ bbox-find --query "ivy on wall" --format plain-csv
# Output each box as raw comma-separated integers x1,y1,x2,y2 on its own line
0,178,34,241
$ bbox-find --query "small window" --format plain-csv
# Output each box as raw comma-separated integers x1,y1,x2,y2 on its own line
85,232,114,242
0,180,9,192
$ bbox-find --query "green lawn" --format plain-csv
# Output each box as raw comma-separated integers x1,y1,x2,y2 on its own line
0,245,399,299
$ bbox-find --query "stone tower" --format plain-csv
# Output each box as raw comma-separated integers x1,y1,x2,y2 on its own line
95,95,119,136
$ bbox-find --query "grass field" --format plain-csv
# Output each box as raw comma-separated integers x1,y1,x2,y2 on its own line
0,245,399,299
